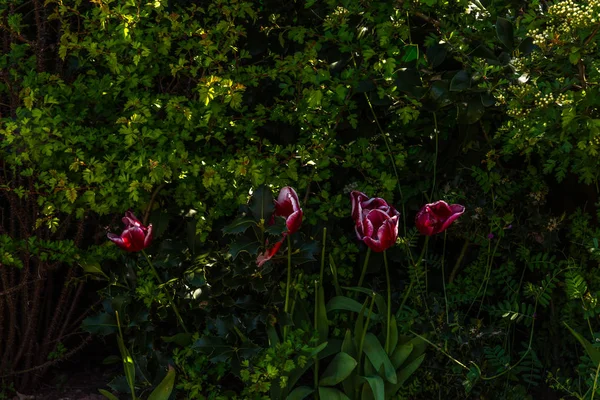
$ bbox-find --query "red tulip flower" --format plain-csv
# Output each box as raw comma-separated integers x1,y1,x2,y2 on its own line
351,191,400,252
275,186,303,235
415,200,465,236
107,211,153,252
256,186,303,266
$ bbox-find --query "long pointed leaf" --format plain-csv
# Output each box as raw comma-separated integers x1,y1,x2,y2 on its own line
318,387,351,400
391,343,413,370
361,375,385,400
319,352,358,386
362,333,397,384
148,365,176,400
564,322,600,365
386,354,425,398
327,296,381,321
286,386,314,400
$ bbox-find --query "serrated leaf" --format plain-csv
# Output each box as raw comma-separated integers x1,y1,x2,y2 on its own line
249,185,274,222
228,237,261,259
81,312,117,336
222,216,256,235
319,352,357,386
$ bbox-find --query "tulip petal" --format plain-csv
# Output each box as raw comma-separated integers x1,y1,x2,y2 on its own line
350,191,369,221
107,232,128,251
256,240,284,267
285,210,303,235
415,201,465,235
275,187,300,218
144,224,154,248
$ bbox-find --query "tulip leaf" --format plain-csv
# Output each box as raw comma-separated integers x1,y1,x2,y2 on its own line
389,314,399,354
385,353,426,398
319,352,357,386
147,365,176,400
316,284,329,343
326,296,381,321
286,386,314,400
318,387,351,400
222,216,256,235
361,375,385,400
249,184,274,223
98,389,119,400
362,333,397,384
564,322,600,365
391,343,413,369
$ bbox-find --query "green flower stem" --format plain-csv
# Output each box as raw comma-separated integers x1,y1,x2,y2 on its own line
315,228,327,398
399,236,429,314
441,231,449,325
356,247,372,289
383,250,392,354
283,234,293,341
356,294,376,399
141,250,188,333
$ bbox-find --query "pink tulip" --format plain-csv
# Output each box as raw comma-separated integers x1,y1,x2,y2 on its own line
415,200,465,236
107,211,153,252
275,186,303,235
351,191,399,252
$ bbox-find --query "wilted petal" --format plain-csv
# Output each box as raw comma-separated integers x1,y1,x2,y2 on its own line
144,224,154,248
256,240,284,267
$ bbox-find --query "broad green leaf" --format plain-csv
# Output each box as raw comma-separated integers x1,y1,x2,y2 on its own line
361,375,385,400
496,17,514,50
249,185,274,222
391,343,413,369
327,296,381,321
426,43,447,68
148,365,176,400
316,285,329,343
318,387,351,400
386,354,425,398
362,333,397,384
564,322,600,365
98,389,119,400
449,70,471,91
79,260,107,277
389,315,399,355
286,386,314,400
319,352,357,386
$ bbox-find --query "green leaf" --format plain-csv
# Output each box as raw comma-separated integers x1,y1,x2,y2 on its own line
361,375,385,400
362,333,397,384
389,315,399,354
228,237,261,259
222,216,256,235
161,333,193,347
391,343,413,369
564,322,600,365
386,354,425,398
79,260,108,278
327,296,381,321
319,352,358,386
316,285,329,343
117,336,135,394
426,43,447,68
98,389,119,400
496,17,514,50
81,312,117,336
449,70,471,91
401,45,419,62
318,387,351,400
249,184,274,222
466,97,485,124
148,365,176,400
286,386,314,400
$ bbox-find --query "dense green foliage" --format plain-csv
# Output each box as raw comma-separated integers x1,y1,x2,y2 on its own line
2,0,600,398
